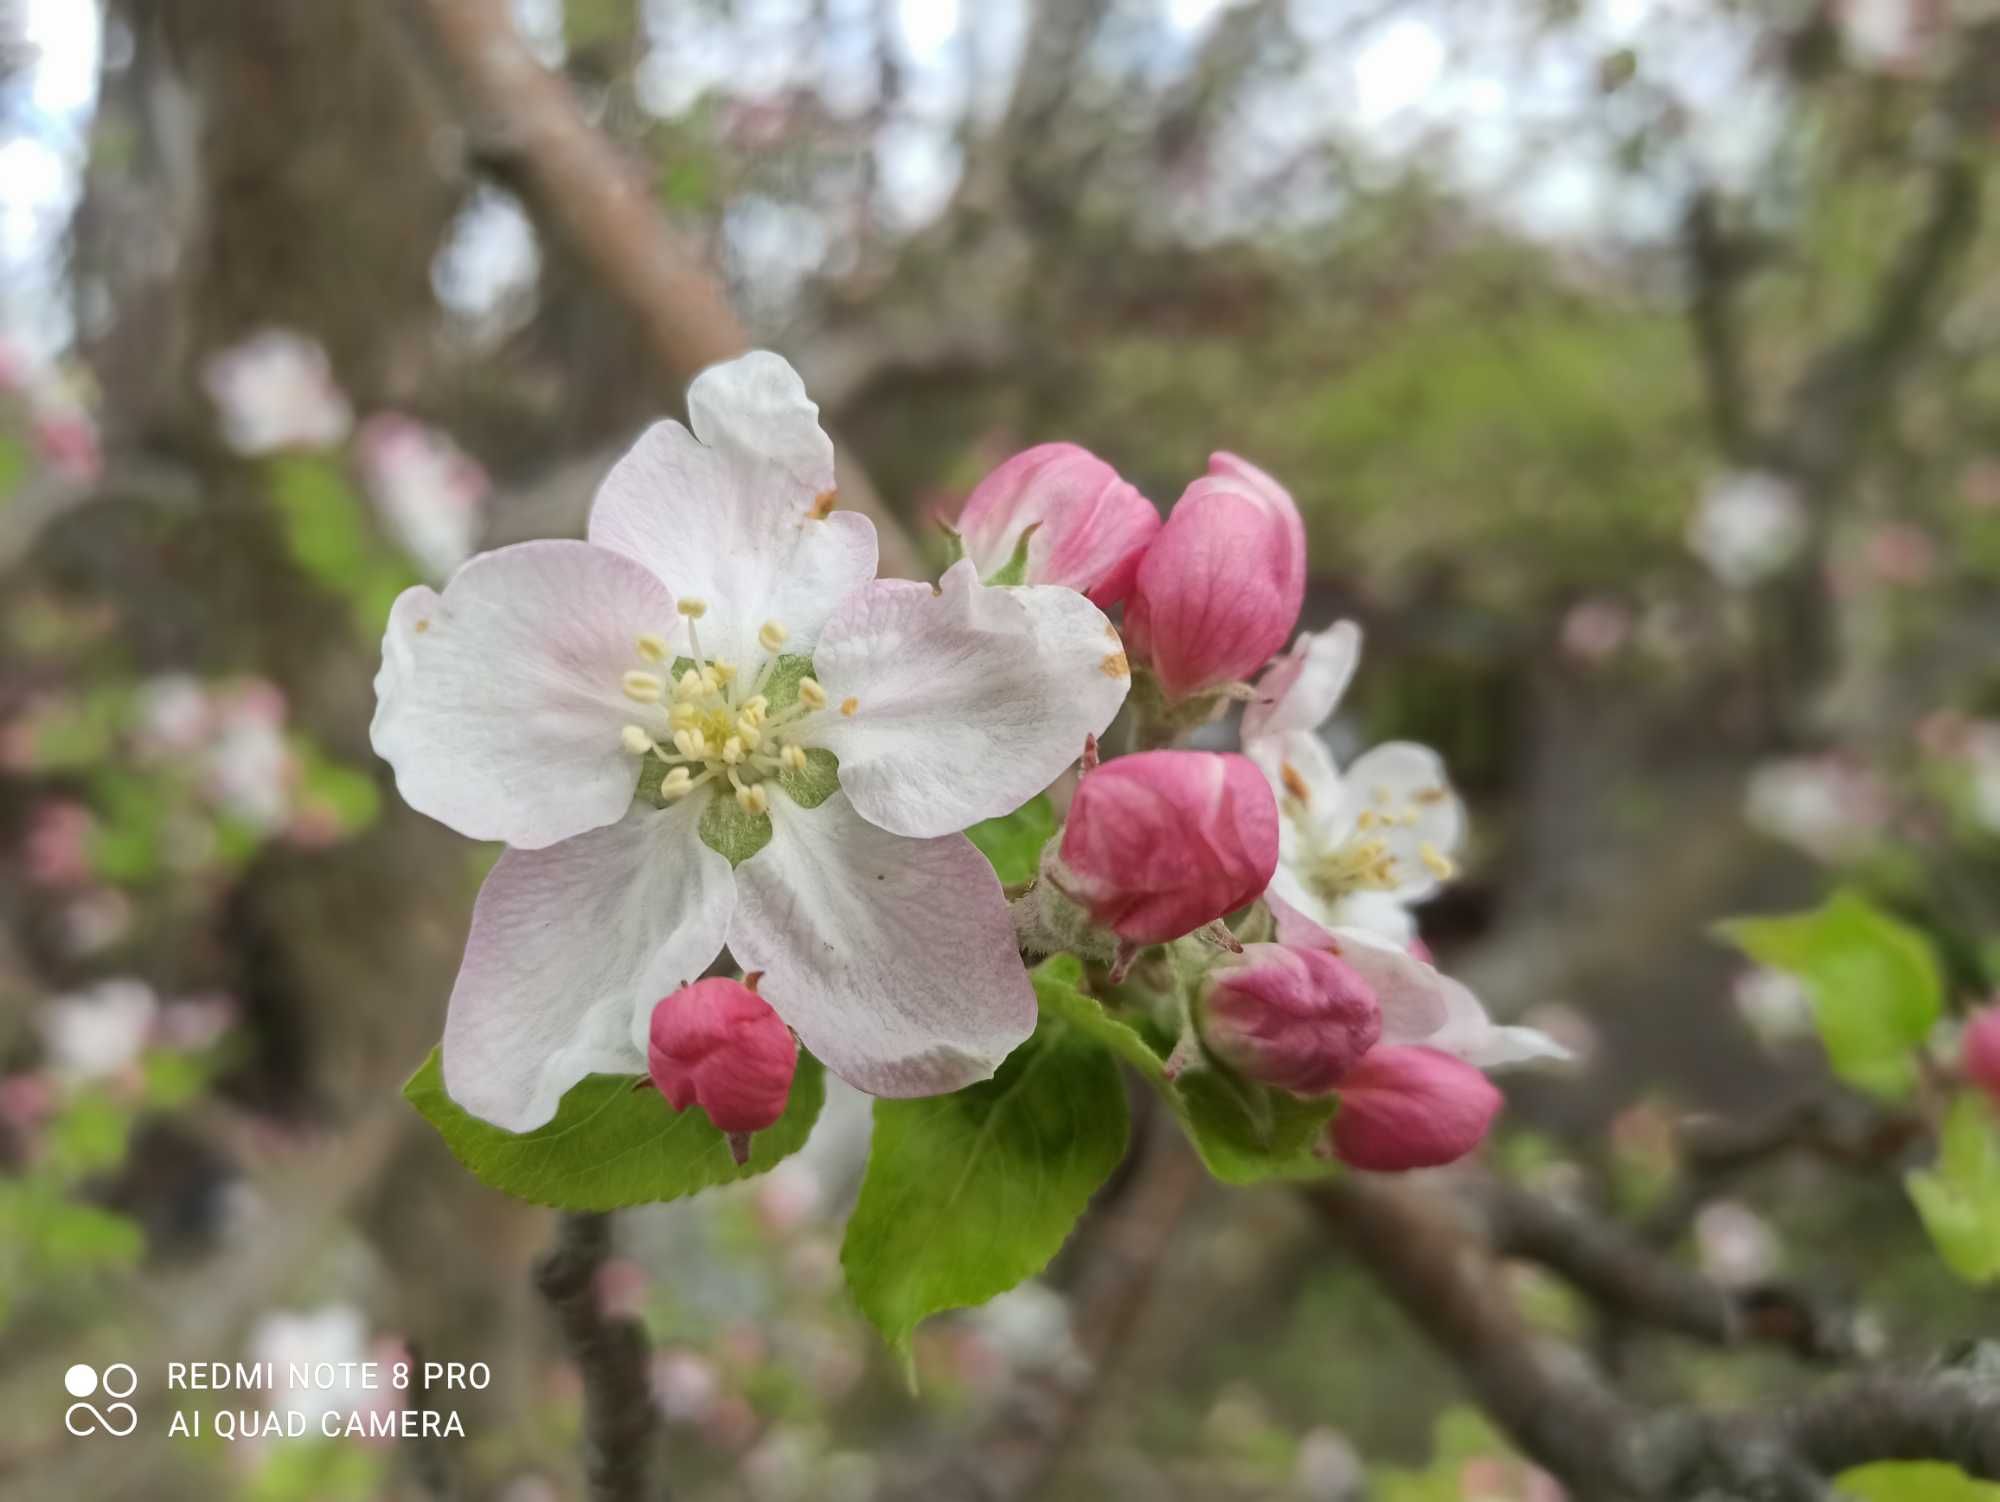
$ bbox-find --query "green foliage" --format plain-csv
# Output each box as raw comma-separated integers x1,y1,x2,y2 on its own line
840,1009,1128,1362
1906,1094,2000,1285
1717,891,1943,1100
1372,1407,1525,1502
266,456,416,633
403,1047,825,1211
1840,1461,2000,1502
0,434,26,497
295,742,382,835
965,794,1058,886
1032,955,1337,1183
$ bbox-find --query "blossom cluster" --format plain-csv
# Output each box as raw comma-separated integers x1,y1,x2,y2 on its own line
377,351,1563,1178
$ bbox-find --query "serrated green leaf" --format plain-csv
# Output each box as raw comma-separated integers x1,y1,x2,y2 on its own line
1030,955,1337,1184
403,1046,824,1210
840,1013,1127,1356
965,795,1058,886
1905,1093,2000,1285
1840,1462,2000,1502
1716,890,1942,1099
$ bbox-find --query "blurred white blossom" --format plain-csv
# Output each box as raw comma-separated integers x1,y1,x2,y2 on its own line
1695,1200,1779,1287
201,329,352,455
356,414,488,580
1743,754,1888,862
37,978,157,1080
1687,471,1807,588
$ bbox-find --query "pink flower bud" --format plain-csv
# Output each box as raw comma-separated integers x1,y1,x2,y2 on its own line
1124,453,1306,700
1964,1006,2000,1101
1201,943,1382,1095
1329,1045,1501,1172
1054,750,1279,945
648,979,797,1149
955,443,1160,606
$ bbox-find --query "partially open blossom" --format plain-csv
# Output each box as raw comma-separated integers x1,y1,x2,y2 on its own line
1200,942,1381,1095
1124,453,1307,701
1051,750,1278,945
1328,1045,1501,1171
954,443,1160,607
1240,624,1469,944
373,352,1128,1130
648,978,798,1143
1963,1007,2000,1102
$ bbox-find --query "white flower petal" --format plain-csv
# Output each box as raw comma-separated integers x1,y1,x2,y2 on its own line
1428,974,1573,1070
730,792,1035,1097
1242,621,1361,742
1323,889,1418,944
811,560,1129,838
442,800,735,1130
1334,741,1465,902
1247,728,1351,850
371,540,676,849
587,353,876,666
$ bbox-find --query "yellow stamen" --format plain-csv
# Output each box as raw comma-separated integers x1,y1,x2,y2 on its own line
736,782,770,816
840,696,859,717
722,736,746,766
780,743,808,773
758,621,789,653
622,671,664,704
621,725,654,756
1419,842,1457,880
635,632,670,663
673,728,707,760
661,767,693,800
677,598,708,620
798,678,828,711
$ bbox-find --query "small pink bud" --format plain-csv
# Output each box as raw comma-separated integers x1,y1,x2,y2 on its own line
648,978,797,1153
1201,943,1382,1096
955,443,1161,606
1964,1007,2000,1101
1054,750,1279,945
1329,1046,1501,1172
1124,452,1307,700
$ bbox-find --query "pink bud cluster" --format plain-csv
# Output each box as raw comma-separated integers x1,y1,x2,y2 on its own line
1197,941,1500,1172
954,445,1308,701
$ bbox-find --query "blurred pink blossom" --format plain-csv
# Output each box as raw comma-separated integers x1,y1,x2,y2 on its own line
356,414,489,581
202,329,353,455
24,800,96,888
1863,522,1939,587
1559,598,1631,665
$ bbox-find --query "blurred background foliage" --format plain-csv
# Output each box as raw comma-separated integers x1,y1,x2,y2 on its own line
1,0,1999,1499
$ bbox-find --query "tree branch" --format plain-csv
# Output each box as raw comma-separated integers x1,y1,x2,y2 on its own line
408,0,921,574
535,1212,662,1502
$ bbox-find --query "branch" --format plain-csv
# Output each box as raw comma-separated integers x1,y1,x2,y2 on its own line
535,1212,662,1502
409,0,921,574
1682,187,1755,461
1474,1176,1859,1362
1311,1176,2000,1498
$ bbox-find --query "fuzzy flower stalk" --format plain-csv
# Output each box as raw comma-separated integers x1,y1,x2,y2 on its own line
372,352,1130,1130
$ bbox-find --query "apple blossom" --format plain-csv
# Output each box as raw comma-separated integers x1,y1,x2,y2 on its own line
1327,1045,1501,1172
1198,942,1381,1096
201,329,354,455
953,442,1160,606
357,414,490,581
1271,896,1567,1070
649,977,798,1155
1242,624,1466,944
372,351,1128,1129
1963,1007,2000,1102
1047,749,1278,946
1124,453,1307,701
36,979,158,1081
1686,470,1807,588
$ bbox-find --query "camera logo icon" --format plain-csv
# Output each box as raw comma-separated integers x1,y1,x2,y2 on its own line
64,1363,138,1437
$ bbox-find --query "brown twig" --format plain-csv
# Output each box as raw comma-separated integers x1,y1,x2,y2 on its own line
535,1212,662,1502
1311,1175,2000,1499
409,0,921,575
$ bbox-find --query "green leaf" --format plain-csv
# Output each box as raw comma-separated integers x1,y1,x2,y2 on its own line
1906,1093,2000,1285
1031,955,1336,1184
1839,1461,2000,1502
0,435,27,498
965,795,1058,886
840,1011,1128,1358
266,455,417,634
403,1047,824,1210
1716,890,1942,1099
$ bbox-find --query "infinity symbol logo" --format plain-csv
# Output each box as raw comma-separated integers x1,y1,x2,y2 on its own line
64,1363,138,1437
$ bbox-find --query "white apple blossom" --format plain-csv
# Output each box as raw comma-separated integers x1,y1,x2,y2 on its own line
372,352,1129,1130
357,414,489,580
1238,622,1465,945
201,329,353,456
247,1304,376,1428
37,978,158,1080
1686,470,1808,588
